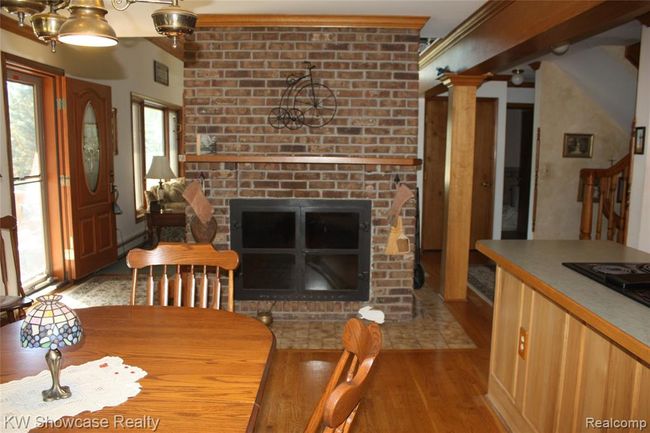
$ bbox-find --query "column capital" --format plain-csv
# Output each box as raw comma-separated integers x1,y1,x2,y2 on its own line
439,72,492,89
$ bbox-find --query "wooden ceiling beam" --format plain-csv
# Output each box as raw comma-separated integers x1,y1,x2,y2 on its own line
420,1,650,76
146,37,184,61
196,14,429,30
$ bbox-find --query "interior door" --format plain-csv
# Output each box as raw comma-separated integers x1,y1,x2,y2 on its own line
62,77,116,279
422,97,497,250
422,98,447,250
470,99,497,247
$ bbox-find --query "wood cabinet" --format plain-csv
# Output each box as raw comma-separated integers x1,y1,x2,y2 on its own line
488,267,649,433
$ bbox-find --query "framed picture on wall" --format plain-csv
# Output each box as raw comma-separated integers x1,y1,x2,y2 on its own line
154,60,169,86
563,133,593,158
196,134,218,155
634,127,645,155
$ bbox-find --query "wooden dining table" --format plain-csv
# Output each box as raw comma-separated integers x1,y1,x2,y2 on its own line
0,306,275,432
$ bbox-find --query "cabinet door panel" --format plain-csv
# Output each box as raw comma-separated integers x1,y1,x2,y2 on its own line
521,290,568,432
554,315,584,433
491,269,525,398
632,366,649,433
574,327,610,433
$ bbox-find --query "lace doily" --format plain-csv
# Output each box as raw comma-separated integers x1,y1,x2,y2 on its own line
1,356,147,433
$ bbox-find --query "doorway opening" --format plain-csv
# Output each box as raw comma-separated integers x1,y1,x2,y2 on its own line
501,104,534,239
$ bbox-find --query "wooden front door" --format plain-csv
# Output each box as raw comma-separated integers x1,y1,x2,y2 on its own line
422,97,497,250
62,78,116,279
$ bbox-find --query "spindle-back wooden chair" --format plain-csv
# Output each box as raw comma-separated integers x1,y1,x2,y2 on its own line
126,242,239,312
0,215,32,324
304,318,382,433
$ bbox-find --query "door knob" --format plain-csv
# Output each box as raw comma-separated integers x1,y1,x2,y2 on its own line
481,181,490,188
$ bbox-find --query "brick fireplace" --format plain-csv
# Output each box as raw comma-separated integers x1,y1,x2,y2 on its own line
183,26,419,320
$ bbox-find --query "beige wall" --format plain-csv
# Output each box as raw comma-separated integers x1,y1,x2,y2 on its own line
0,32,183,260
534,62,629,240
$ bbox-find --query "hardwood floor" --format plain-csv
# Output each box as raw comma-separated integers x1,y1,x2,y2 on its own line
254,250,505,433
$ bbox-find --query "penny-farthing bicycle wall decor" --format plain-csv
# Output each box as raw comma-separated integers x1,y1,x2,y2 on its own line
268,61,338,130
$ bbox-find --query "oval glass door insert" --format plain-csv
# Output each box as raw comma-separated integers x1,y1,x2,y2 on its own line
82,102,100,192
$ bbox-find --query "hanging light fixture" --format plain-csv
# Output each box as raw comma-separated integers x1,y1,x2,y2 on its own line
510,69,525,86
0,0,195,51
31,0,69,52
58,0,118,47
151,0,196,48
113,0,196,48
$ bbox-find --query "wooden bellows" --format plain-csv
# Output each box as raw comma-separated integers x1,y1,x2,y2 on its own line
304,318,383,433
126,243,239,312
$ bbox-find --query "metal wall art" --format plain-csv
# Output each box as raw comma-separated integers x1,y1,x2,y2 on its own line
268,61,337,130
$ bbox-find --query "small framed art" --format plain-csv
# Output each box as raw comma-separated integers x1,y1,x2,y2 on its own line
154,61,169,86
563,133,593,158
196,134,218,155
634,126,645,155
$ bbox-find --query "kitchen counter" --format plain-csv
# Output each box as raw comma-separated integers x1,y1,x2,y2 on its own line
477,240,649,363
477,240,649,432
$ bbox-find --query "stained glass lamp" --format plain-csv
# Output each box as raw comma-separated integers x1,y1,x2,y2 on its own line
20,295,83,402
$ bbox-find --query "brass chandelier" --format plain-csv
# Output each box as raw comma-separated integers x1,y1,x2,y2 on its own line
1,0,196,52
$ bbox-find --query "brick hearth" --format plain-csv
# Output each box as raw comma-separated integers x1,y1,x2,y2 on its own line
183,26,419,320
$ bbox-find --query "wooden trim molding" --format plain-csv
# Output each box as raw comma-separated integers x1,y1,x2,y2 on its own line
184,154,422,167
419,1,514,69
197,14,429,30
439,73,491,88
146,37,184,61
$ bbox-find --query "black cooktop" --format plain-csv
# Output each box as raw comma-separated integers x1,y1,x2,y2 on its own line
562,262,650,308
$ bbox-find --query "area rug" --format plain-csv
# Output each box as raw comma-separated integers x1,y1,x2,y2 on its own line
467,264,496,304
60,276,475,350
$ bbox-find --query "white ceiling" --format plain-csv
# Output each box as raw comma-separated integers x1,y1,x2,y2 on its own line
98,0,484,38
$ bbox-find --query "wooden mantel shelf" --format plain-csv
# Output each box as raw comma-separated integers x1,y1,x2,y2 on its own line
182,154,422,167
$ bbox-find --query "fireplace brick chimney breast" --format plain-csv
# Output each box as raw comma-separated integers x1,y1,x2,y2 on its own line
183,26,420,320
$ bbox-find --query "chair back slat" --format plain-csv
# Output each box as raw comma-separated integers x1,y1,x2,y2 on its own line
130,268,138,305
126,242,239,312
211,272,222,310
304,318,382,433
183,268,196,307
173,266,182,307
198,271,208,308
145,268,154,306
228,270,235,312
159,271,169,306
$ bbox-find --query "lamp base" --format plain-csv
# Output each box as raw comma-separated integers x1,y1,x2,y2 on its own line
42,348,72,402
42,384,71,402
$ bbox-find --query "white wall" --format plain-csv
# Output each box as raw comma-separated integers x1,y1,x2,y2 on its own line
627,25,650,253
0,32,183,256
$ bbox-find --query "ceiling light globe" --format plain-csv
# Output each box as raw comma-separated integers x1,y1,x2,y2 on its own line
510,69,525,86
552,43,570,56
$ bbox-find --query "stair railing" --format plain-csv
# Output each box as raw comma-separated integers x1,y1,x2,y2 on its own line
579,154,630,243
